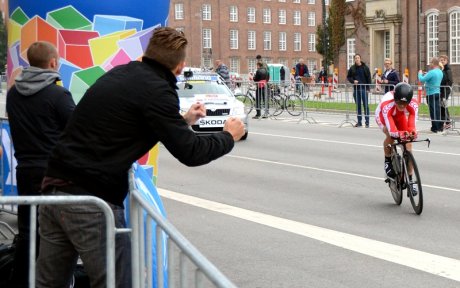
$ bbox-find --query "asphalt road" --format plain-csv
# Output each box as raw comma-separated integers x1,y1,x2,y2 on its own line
157,113,460,288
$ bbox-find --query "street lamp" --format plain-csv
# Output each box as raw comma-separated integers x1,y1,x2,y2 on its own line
322,0,328,72
194,8,203,69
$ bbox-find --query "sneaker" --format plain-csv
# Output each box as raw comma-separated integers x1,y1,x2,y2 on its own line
354,123,362,128
261,115,269,119
384,160,396,178
252,115,261,119
365,124,370,128
444,123,452,130
408,182,418,197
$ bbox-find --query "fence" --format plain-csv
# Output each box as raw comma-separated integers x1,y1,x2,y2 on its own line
233,80,459,135
0,167,237,288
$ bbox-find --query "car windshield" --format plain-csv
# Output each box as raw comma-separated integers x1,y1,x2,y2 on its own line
177,81,232,98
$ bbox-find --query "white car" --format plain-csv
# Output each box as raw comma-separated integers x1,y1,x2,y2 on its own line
177,71,249,140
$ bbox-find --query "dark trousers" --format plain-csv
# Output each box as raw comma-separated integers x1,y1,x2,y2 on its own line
427,94,443,132
353,88,369,125
255,86,266,116
9,168,45,288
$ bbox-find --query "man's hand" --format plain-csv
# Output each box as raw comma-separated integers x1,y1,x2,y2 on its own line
408,129,418,140
398,130,410,141
224,117,245,141
183,102,206,126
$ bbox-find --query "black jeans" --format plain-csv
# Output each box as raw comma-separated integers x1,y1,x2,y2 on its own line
9,167,45,288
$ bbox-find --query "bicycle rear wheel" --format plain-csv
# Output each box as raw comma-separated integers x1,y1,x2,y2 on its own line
235,93,254,114
404,151,423,215
270,95,284,117
285,94,302,116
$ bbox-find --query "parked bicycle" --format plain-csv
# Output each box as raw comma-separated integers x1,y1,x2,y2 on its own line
235,85,255,114
385,136,430,215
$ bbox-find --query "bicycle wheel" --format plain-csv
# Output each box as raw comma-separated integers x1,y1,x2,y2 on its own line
285,94,302,116
235,93,254,114
404,151,423,215
270,95,284,117
388,153,403,205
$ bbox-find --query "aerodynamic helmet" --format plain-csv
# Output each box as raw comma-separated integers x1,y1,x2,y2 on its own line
393,82,413,103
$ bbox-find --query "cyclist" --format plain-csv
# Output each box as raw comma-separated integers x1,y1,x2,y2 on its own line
375,82,419,192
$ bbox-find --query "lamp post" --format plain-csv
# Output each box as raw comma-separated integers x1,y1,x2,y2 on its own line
322,0,328,72
195,7,203,68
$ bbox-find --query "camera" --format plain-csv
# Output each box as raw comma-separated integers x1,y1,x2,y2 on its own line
184,70,193,78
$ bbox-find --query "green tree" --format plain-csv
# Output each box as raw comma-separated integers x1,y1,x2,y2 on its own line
0,13,7,73
328,0,346,62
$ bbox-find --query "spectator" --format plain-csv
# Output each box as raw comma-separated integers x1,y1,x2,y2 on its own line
381,58,400,93
36,27,245,288
294,58,310,94
215,59,230,86
347,54,372,128
256,55,270,81
439,55,453,130
6,41,76,288
418,57,443,133
317,66,327,83
253,62,269,119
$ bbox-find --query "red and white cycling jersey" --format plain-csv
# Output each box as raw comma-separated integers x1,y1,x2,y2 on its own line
375,91,419,138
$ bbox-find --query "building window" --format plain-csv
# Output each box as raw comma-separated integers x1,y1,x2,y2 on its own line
176,27,185,34
247,7,256,23
294,32,301,51
427,13,439,61
279,58,289,68
264,31,272,50
174,3,184,20
279,32,287,51
307,59,317,73
229,6,238,22
230,58,240,73
248,58,257,74
202,4,211,21
230,30,239,49
279,9,286,25
263,8,271,24
203,28,212,49
293,11,301,26
278,0,286,2
384,31,390,59
325,0,329,5
248,30,256,50
308,33,316,52
308,0,315,3
308,12,315,26
450,10,460,64
347,38,355,69
293,0,300,3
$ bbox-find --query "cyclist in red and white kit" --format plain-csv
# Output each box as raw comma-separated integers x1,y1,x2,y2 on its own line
375,82,418,180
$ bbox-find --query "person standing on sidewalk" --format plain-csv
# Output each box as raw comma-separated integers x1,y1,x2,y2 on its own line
381,58,400,93
418,57,443,133
439,55,453,130
347,54,372,128
6,41,76,288
253,61,269,119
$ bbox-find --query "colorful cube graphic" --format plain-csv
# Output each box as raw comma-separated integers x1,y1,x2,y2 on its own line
102,49,131,71
58,30,100,69
58,59,80,88
10,7,29,25
47,5,92,30
69,66,106,103
117,26,157,60
93,15,143,36
20,16,58,62
88,29,136,66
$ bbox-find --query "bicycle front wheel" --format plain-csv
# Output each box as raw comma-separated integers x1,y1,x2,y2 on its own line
388,154,403,205
236,93,254,114
285,94,302,116
404,151,423,215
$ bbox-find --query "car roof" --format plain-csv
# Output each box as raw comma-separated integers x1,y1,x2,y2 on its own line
177,71,225,83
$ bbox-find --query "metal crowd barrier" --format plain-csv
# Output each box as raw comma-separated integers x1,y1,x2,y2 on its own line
0,169,236,288
234,80,459,135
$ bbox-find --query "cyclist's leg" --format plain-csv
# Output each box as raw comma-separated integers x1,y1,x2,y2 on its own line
395,115,414,176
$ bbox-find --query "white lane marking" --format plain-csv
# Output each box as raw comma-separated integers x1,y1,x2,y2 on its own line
227,155,460,193
250,132,460,157
159,188,460,282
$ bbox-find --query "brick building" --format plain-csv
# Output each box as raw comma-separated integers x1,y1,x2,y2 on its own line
338,0,459,85
168,0,327,77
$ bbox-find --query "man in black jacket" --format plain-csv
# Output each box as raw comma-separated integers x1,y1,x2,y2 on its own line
6,41,76,288
347,54,372,128
36,27,245,288
253,62,269,119
439,55,453,129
